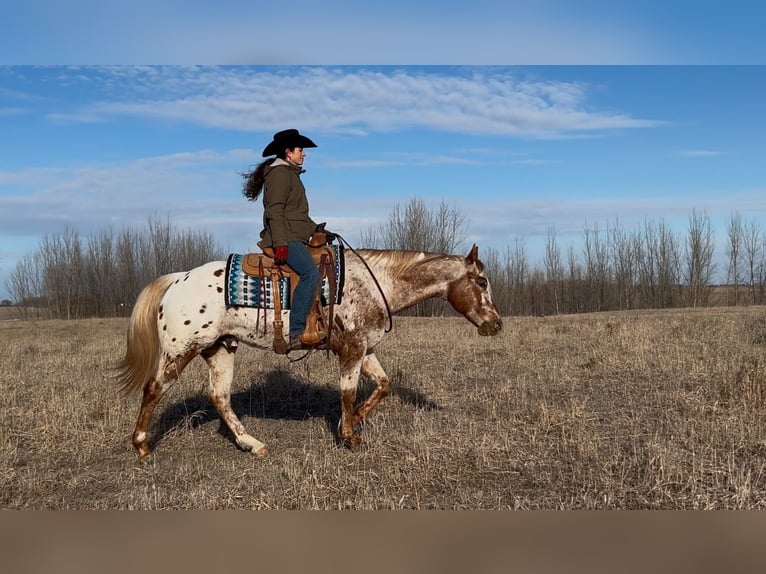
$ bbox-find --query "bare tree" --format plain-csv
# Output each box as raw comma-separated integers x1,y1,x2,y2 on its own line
39,228,84,320
544,227,563,314
636,219,658,307
431,201,468,254
114,227,140,314
481,247,508,315
637,219,682,308
611,222,637,310
358,226,380,249
657,220,683,308
582,223,610,312
7,253,47,318
382,199,431,251
565,244,584,314
726,212,743,305
374,197,467,254
683,210,716,307
742,218,764,304
508,237,530,316
83,230,117,316
7,217,225,319
361,197,468,316
483,238,530,317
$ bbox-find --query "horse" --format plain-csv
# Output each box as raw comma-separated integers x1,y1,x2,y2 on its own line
115,244,503,457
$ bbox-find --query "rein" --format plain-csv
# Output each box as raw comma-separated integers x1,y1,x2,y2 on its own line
286,232,393,364
335,233,393,334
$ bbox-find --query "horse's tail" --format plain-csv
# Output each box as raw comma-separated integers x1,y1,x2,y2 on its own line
115,273,177,396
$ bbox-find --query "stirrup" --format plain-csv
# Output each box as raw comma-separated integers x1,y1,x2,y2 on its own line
288,333,326,352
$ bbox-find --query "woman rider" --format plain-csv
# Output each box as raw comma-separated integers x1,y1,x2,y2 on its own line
241,129,322,351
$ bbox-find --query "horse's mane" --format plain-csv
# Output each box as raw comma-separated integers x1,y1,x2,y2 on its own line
354,249,458,281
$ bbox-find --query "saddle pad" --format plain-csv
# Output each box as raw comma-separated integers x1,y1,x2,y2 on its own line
224,243,344,309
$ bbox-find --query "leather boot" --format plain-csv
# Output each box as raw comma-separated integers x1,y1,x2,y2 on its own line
300,310,326,345
287,331,325,352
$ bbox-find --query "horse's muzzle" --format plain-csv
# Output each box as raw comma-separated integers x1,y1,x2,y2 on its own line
478,318,502,336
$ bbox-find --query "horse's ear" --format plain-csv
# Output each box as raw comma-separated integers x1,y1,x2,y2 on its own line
465,244,479,264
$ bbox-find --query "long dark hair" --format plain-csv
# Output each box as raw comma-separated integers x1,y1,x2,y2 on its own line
240,143,295,201
240,158,275,201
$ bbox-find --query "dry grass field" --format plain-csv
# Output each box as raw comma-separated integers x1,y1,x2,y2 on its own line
2,306,765,509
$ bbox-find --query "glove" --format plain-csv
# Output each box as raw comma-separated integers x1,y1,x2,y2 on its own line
274,245,288,265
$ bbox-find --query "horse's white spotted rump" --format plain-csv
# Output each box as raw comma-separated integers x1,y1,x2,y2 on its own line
116,245,502,456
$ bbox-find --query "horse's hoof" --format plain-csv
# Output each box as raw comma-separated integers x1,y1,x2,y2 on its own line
236,434,268,454
342,435,364,449
135,444,152,459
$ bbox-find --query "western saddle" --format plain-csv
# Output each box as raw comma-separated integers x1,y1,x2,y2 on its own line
243,231,337,354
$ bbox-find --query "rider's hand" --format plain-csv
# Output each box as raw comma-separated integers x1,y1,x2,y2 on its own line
274,245,288,265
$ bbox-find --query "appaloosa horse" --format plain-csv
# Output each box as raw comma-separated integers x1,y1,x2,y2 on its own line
116,244,502,457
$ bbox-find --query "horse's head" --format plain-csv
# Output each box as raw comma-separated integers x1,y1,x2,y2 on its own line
446,244,503,336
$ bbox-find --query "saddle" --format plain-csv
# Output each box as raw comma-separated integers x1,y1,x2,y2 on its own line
243,231,337,354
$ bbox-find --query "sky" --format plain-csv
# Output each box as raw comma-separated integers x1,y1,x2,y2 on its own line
1,2,765,300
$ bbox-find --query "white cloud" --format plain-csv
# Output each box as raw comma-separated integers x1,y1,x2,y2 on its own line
0,149,250,234
0,107,28,117
677,149,727,157
46,67,664,139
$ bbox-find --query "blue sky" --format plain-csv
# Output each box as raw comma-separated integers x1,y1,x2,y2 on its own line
1,3,765,300
3,1,765,65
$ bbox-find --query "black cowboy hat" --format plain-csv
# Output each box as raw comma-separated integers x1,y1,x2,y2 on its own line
261,129,317,157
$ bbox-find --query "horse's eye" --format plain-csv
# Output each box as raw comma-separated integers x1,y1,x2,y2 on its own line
476,277,488,289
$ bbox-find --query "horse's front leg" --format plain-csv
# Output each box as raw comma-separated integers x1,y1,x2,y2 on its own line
354,352,391,425
201,342,268,456
338,343,366,448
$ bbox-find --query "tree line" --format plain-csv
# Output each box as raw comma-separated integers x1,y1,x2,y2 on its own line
6,202,766,319
360,200,766,316
7,217,224,319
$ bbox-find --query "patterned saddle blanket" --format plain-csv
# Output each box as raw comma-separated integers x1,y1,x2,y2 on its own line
224,243,344,309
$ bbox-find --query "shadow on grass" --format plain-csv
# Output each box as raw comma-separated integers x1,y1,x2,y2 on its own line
389,366,441,411
150,366,441,452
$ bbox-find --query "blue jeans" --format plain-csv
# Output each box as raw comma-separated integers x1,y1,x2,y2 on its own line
285,241,319,338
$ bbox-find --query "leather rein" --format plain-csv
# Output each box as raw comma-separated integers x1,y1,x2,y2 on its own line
334,233,393,334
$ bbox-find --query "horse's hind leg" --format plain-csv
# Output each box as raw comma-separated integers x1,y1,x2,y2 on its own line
201,343,268,457
132,352,195,458
133,380,165,458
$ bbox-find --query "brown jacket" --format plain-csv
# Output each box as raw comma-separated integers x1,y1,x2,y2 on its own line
257,158,317,249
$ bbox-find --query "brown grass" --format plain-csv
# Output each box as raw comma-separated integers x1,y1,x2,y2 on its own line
1,307,765,509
